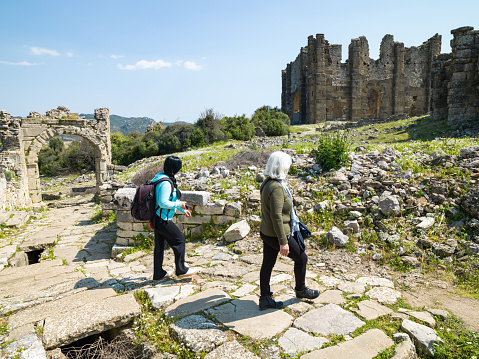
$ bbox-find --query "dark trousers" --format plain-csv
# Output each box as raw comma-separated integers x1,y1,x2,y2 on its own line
260,232,307,296
153,216,188,279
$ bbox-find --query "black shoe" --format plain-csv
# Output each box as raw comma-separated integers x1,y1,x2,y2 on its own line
259,295,284,311
296,287,320,300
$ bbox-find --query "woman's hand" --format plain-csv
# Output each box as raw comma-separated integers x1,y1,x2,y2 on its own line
280,243,289,257
181,202,192,217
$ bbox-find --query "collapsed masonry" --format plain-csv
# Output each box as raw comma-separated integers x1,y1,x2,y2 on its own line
282,26,479,128
0,106,111,210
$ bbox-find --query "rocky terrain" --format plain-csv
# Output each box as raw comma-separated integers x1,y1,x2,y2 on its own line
1,116,479,358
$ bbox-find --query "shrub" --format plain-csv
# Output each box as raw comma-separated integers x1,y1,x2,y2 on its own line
221,115,255,141
311,133,351,172
251,106,290,137
4,171,13,181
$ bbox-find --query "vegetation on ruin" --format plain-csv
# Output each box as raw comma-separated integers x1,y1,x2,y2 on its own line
37,137,95,176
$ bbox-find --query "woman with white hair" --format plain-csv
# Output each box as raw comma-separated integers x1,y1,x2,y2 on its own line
258,151,319,310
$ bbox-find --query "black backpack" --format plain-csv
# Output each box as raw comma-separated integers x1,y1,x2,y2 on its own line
130,177,174,221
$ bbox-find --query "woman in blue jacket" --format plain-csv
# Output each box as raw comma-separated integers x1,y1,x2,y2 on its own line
152,155,198,280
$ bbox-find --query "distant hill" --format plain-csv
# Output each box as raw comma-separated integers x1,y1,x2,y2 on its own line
79,114,156,135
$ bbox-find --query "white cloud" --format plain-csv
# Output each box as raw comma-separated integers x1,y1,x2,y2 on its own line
66,52,74,57
29,46,60,56
111,54,124,59
117,59,172,70
0,60,41,66
184,61,202,71
175,60,183,66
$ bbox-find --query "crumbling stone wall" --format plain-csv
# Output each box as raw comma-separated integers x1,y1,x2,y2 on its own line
282,32,441,124
0,106,111,209
107,187,241,256
431,26,479,128
0,111,31,210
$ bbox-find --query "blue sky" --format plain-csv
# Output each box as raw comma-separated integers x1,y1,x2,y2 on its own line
0,0,477,123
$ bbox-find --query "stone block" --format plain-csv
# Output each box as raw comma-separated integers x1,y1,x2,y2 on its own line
224,202,241,217
113,188,136,210
177,214,212,225
132,222,149,232
196,200,226,215
117,222,132,231
181,191,210,206
224,220,251,242
115,210,134,223
214,216,236,225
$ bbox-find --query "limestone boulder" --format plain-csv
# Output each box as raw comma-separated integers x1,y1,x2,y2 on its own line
224,220,250,242
378,194,401,217
325,226,349,247
401,319,443,356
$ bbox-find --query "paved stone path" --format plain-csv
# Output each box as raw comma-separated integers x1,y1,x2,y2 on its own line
0,195,469,358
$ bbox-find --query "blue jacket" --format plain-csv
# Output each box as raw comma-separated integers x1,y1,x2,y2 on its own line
152,172,184,221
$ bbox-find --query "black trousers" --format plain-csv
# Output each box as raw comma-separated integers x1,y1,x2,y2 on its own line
153,216,188,279
260,232,307,296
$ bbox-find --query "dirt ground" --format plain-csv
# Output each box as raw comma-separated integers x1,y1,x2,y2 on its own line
402,287,479,331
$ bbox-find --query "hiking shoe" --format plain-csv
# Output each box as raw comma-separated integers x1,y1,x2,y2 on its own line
259,295,284,311
152,270,172,281
177,267,199,277
295,287,320,300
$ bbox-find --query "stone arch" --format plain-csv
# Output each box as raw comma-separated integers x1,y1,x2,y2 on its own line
367,88,381,117
25,127,109,203
0,107,111,207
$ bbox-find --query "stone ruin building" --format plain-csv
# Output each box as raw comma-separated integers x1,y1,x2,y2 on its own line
0,106,111,210
282,26,479,128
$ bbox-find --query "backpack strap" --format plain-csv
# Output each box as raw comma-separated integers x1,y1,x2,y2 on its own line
152,177,175,219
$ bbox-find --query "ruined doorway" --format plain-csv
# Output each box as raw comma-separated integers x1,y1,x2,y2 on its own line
0,107,111,208
367,88,381,117
332,100,344,119
293,92,300,113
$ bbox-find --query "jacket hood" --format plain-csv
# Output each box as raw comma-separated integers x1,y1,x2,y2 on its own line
152,172,168,182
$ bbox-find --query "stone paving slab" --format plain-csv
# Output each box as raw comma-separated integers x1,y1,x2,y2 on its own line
207,295,294,340
278,328,329,357
356,276,394,288
366,286,402,305
301,329,394,359
165,288,230,318
8,287,117,330
353,299,393,321
0,277,100,315
204,340,260,359
19,236,57,252
169,314,229,352
42,293,141,349
313,290,346,305
145,285,180,309
337,281,366,294
294,304,365,336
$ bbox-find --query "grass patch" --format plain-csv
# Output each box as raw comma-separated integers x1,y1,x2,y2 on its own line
133,290,206,359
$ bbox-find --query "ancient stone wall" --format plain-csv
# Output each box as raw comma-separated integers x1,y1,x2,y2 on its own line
105,186,241,254
282,32,441,124
431,26,479,128
0,111,31,210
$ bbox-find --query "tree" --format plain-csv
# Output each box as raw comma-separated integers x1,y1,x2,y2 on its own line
195,109,227,144
251,106,290,136
221,115,255,141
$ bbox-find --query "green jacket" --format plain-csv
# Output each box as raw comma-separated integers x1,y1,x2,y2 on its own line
260,178,292,245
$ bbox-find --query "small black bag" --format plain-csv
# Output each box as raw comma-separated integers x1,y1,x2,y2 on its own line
293,220,311,251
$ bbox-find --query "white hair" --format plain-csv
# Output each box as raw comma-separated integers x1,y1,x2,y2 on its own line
264,151,292,180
